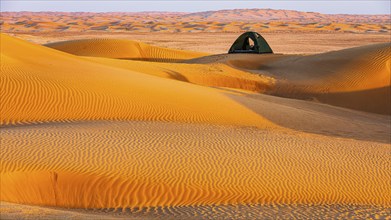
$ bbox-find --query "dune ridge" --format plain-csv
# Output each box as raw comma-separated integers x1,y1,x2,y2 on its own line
45,38,208,62
264,43,391,114
187,43,391,114
44,38,390,115
44,38,274,92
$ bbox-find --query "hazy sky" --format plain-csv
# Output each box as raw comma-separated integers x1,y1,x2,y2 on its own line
1,0,390,14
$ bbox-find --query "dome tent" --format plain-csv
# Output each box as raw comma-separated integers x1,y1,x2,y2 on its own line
228,32,273,54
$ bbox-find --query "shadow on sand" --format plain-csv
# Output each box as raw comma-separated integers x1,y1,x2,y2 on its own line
224,88,390,144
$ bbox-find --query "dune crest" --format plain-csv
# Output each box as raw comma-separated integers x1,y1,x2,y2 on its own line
187,43,391,114
46,38,391,115
266,43,391,114
45,38,208,62
44,38,274,92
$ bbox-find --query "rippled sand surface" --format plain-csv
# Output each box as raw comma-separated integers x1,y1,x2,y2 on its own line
1,201,390,219
1,33,390,218
2,121,390,209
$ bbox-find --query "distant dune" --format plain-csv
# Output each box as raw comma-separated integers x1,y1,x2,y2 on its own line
184,8,390,23
1,10,390,33
1,33,390,217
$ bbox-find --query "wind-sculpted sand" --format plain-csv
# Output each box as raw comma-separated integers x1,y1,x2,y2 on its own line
45,37,391,114
2,201,390,220
1,121,390,208
188,43,391,114
45,39,208,62
0,34,271,127
1,33,390,218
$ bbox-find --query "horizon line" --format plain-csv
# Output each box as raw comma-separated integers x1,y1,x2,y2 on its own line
1,1,390,15
2,8,390,16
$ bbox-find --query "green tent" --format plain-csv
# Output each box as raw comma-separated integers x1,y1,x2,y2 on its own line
228,32,273,54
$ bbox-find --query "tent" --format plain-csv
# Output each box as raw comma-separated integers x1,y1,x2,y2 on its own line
228,32,273,54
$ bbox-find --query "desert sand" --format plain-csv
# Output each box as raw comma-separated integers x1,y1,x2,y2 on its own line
1,31,390,219
6,32,391,55
1,201,390,219
2,10,390,56
2,10,390,33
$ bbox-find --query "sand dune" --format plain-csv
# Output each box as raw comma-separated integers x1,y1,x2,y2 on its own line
85,56,273,92
188,43,391,114
0,34,271,127
1,34,390,217
261,43,391,114
44,38,390,115
45,38,208,62
45,38,274,92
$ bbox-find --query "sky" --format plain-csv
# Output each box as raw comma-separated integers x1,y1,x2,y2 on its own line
1,0,390,15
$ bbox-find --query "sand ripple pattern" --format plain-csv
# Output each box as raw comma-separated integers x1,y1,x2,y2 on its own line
0,34,271,127
45,38,208,62
1,201,390,220
1,121,390,209
1,33,391,215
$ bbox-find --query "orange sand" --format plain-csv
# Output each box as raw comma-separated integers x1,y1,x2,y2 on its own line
187,43,391,114
0,34,272,127
45,39,208,61
8,32,391,55
1,121,390,209
46,37,391,114
1,34,390,212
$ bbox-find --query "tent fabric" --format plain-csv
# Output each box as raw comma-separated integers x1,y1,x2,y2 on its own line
228,32,273,54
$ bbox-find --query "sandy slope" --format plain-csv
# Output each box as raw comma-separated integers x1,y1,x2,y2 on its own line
44,38,390,115
1,34,390,216
279,44,391,113
0,34,271,127
188,43,391,114
45,38,208,62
